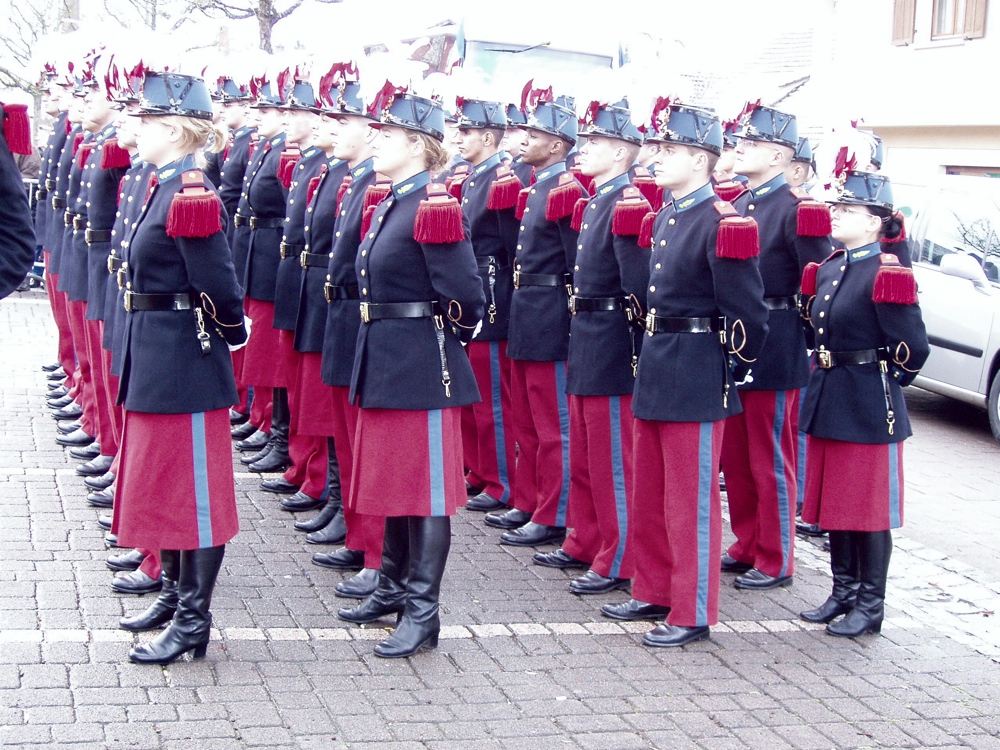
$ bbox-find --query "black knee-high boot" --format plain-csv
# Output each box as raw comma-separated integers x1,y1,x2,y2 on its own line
800,530,859,623
120,550,179,632
298,438,347,541
129,545,226,664
827,530,891,637
374,516,450,658
249,388,291,472
338,516,408,624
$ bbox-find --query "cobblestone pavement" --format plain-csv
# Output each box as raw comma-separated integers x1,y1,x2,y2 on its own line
2,291,1000,750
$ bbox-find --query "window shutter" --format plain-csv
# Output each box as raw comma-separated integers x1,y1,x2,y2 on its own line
965,0,988,38
893,0,917,45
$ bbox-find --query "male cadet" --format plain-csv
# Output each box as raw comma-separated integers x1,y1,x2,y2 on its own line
720,104,832,590
238,75,293,474
484,92,586,547
603,102,768,646
0,100,35,299
532,100,651,595
785,137,815,189
266,77,334,505
452,98,522,514
502,104,533,185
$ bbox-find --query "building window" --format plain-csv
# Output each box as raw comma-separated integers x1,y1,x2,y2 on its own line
933,0,968,37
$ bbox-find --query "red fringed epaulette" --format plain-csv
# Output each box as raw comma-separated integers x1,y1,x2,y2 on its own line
632,167,663,210
570,166,596,196
882,210,907,244
570,197,589,232
515,186,531,220
638,211,657,249
100,138,131,170
76,141,94,169
800,262,820,297
336,174,352,213
2,103,31,155
486,166,522,211
71,131,84,156
447,173,467,199
360,205,377,240
546,172,588,222
306,175,322,206
116,175,126,207
790,188,832,237
873,255,918,304
714,180,746,203
414,183,465,244
278,149,301,189
612,187,653,237
363,178,391,212
716,215,760,259
165,170,223,239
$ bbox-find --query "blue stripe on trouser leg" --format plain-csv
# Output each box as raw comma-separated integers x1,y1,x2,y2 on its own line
696,422,713,628
428,409,447,517
490,341,510,504
607,397,629,579
553,361,571,528
796,386,807,509
772,390,792,578
888,442,901,528
191,412,213,548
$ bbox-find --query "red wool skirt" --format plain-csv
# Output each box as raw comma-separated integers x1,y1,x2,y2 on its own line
112,408,239,550
349,407,466,517
801,436,904,531
240,298,283,387
294,352,337,437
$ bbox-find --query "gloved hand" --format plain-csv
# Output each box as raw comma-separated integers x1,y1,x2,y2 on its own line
228,315,252,352
729,356,754,387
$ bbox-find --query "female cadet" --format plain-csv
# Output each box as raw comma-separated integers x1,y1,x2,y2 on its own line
337,88,484,658
798,170,928,638
111,71,248,664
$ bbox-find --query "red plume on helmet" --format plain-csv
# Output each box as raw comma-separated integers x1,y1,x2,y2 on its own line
367,81,407,119
318,61,358,108
736,98,761,128
650,96,674,133
276,67,292,103
520,79,553,113
584,100,601,126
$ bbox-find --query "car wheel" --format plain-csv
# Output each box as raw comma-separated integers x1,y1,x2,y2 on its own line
989,369,1000,443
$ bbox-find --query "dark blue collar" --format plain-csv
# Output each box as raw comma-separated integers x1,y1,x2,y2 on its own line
472,152,502,176
594,172,631,198
350,156,374,179
392,170,431,199
156,154,197,183
673,182,717,213
234,126,253,139
534,162,567,183
750,173,786,200
300,145,321,160
268,133,286,147
98,124,116,140
846,242,881,263
130,154,142,168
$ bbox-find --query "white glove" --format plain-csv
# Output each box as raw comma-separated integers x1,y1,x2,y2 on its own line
228,315,252,352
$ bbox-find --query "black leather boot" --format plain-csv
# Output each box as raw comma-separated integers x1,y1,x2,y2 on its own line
374,516,450,658
300,439,346,541
296,500,339,534
120,550,179,632
237,429,270,453
338,516,408,624
827,531,891,638
128,545,225,664
801,530,859,624
249,388,291,472
231,420,258,441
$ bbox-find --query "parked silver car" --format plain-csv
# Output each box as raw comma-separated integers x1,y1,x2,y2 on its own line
894,176,1000,441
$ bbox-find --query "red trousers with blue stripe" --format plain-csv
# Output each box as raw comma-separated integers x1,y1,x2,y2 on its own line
462,340,516,504
99,342,123,456
563,395,635,580
509,359,570,527
66,300,98,437
721,389,797,579
84,318,115,459
43,257,77,385
280,333,328,501
631,419,724,628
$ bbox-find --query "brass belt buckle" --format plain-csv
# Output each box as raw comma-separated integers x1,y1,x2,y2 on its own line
107,254,115,274
249,217,257,230
512,270,520,289
300,251,309,269
279,242,288,259
569,295,578,315
123,290,134,312
817,350,832,369
359,302,370,323
116,265,127,289
324,283,331,304
645,316,656,334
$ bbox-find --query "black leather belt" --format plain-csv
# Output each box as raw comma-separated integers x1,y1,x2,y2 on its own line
569,295,624,314
814,348,885,370
35,189,47,201
280,242,306,259
359,301,435,323
73,215,87,231
249,216,284,230
107,255,123,274
299,251,327,269
324,283,360,302
123,291,194,313
233,214,248,228
764,295,799,311
45,178,56,191
63,210,77,227
513,271,571,289
52,197,66,210
645,315,725,335
85,229,111,244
